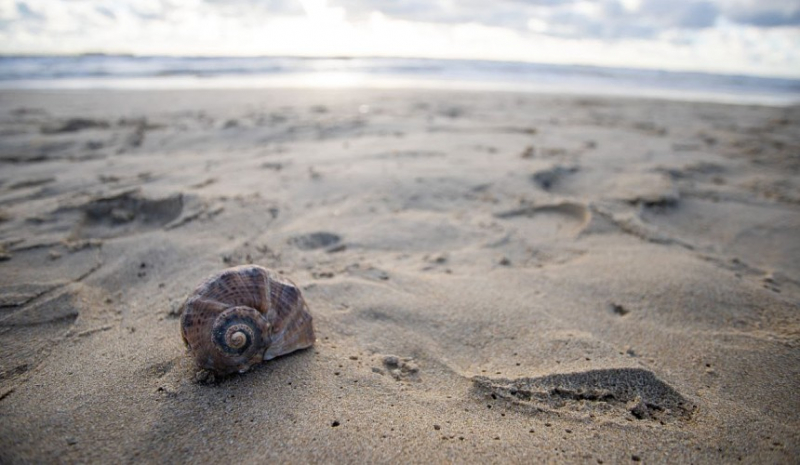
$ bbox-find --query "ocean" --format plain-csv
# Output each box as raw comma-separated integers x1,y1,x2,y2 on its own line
1,55,798,106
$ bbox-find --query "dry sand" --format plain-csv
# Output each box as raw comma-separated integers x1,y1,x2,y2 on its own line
0,88,798,463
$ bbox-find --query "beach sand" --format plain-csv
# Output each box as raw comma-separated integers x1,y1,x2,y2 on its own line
0,88,798,463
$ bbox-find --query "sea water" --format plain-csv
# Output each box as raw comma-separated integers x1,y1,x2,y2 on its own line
1,55,798,106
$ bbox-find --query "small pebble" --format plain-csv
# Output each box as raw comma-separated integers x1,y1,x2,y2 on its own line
383,356,400,368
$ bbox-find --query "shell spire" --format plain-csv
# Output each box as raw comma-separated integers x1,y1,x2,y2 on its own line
180,265,315,376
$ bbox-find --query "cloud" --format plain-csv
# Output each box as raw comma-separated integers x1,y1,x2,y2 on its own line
332,0,798,38
332,0,535,29
638,1,719,29
3,0,796,42
15,2,44,20
719,0,800,27
203,0,303,16
330,0,723,38
0,0,797,77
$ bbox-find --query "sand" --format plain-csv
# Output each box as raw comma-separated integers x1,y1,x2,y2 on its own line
0,88,798,463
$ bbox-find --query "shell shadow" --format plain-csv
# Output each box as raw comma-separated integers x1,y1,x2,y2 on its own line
128,347,317,462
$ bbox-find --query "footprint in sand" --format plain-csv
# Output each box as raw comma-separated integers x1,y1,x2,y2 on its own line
473,368,694,423
530,165,579,192
73,189,184,239
0,242,104,383
40,118,110,134
7,177,56,190
494,202,590,241
0,242,101,308
0,140,77,163
0,284,84,386
288,231,342,251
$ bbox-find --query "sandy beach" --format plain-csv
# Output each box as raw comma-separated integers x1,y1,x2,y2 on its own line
0,88,798,463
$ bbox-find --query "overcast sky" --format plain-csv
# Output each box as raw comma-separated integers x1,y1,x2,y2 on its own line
1,0,799,77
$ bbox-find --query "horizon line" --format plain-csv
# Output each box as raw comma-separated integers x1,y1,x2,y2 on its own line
1,52,799,82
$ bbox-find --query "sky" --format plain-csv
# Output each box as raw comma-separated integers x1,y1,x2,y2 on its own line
0,0,799,77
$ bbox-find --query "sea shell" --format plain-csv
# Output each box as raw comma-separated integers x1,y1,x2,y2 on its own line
180,265,315,376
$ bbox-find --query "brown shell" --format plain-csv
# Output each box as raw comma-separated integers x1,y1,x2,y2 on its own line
180,265,314,375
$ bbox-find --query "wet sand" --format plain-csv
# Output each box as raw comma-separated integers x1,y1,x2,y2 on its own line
0,88,798,463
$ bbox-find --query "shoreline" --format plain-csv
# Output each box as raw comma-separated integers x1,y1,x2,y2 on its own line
1,77,797,107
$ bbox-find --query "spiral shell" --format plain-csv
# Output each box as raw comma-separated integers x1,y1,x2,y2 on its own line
180,265,315,375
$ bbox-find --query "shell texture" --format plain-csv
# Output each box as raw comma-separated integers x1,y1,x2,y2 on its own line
180,265,315,375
